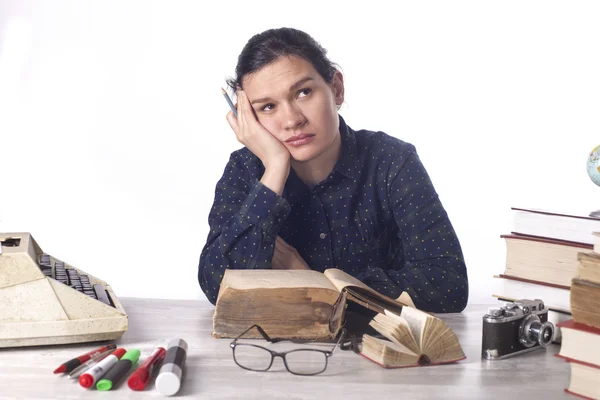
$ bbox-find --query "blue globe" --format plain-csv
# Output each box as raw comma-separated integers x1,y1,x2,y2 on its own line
588,145,600,187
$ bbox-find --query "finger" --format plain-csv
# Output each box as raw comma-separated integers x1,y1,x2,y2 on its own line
237,90,247,129
239,90,260,128
274,242,287,258
274,237,291,254
272,253,287,270
276,236,293,251
225,110,239,135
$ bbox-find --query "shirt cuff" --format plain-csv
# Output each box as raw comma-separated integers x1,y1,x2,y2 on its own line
238,179,291,237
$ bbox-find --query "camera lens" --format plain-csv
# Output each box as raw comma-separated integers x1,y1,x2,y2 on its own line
528,320,554,348
538,322,554,347
519,315,555,348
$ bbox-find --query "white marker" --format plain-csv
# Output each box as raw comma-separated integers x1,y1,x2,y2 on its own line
156,338,188,396
78,348,126,388
68,350,112,379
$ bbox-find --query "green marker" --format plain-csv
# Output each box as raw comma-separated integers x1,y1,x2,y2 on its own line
96,349,140,391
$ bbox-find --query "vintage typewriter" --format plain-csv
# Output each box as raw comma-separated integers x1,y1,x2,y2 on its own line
0,232,128,348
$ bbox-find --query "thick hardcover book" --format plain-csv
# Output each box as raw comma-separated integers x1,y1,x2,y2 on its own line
556,319,600,368
511,207,600,245
500,233,592,288
556,357,600,400
570,278,600,329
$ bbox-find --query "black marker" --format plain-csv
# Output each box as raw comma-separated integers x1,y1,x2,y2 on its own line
96,349,140,390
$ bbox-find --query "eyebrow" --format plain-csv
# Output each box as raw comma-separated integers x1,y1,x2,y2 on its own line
250,77,315,105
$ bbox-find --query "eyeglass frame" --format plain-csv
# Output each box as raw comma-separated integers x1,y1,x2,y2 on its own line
229,324,350,376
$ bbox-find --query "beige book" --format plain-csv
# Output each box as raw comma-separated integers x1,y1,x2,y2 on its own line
359,307,466,368
501,234,592,288
570,278,600,329
577,251,600,284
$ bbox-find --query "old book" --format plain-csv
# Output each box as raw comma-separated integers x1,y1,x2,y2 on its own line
570,278,600,329
358,307,466,368
501,233,592,288
212,268,414,340
577,252,600,284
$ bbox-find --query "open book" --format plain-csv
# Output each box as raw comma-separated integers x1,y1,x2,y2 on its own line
212,268,465,368
360,308,466,368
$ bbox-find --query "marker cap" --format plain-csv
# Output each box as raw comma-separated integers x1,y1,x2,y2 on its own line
96,378,113,391
156,371,181,396
112,348,127,359
79,374,94,389
122,349,141,363
127,368,149,391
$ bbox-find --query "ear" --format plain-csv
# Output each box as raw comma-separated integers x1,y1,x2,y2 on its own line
331,70,344,106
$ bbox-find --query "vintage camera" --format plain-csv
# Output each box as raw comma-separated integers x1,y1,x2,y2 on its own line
482,299,555,360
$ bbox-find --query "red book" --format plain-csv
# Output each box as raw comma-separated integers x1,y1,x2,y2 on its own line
358,351,466,369
556,358,600,400
556,320,600,369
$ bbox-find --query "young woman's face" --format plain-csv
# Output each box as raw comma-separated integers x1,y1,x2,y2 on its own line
242,55,344,163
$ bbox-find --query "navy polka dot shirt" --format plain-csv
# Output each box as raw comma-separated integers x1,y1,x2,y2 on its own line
198,115,468,312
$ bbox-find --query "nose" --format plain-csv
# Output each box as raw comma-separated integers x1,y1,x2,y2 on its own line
282,103,307,130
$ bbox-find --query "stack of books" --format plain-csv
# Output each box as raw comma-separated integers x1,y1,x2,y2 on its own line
493,207,600,342
555,235,600,399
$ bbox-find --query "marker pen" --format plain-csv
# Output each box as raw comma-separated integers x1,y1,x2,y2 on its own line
127,346,166,391
96,349,140,391
67,350,112,379
156,339,188,396
53,344,117,374
79,348,127,389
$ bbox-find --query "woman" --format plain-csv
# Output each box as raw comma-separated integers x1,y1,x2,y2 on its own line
198,27,468,313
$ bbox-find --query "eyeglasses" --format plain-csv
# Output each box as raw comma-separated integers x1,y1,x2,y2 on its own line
230,324,349,376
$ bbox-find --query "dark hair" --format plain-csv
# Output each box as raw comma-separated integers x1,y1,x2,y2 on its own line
226,28,339,94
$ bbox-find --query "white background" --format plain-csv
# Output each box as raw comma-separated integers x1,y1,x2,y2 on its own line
1,0,599,305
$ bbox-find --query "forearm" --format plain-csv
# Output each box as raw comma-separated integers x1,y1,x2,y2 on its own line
358,259,468,313
198,224,277,304
260,161,290,196
198,179,291,304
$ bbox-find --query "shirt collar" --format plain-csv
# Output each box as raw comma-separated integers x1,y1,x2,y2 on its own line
333,115,360,179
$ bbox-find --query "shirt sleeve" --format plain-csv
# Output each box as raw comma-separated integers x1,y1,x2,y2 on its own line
358,146,469,313
198,152,291,304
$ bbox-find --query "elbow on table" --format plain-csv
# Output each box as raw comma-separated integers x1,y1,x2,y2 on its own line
198,262,219,306
448,275,469,313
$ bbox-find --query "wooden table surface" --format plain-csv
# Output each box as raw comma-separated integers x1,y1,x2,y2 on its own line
0,298,572,399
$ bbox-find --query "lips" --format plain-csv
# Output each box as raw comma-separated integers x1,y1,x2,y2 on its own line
285,133,315,143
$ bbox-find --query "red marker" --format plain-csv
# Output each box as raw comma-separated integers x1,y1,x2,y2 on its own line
127,347,166,391
53,344,117,374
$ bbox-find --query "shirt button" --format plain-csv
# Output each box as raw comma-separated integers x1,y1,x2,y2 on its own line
319,233,327,239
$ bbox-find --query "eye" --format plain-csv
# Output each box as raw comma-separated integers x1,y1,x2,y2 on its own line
298,88,312,98
261,103,275,112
